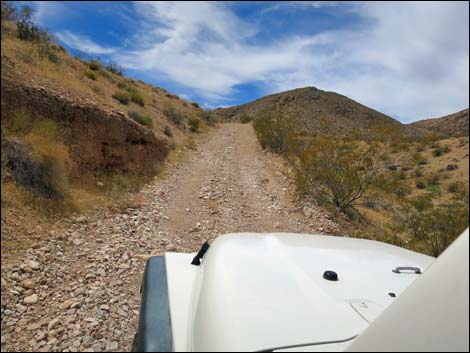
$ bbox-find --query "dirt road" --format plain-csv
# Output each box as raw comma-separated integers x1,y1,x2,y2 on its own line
1,124,338,352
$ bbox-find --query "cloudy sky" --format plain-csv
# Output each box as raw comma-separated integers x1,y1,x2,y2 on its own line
24,1,469,122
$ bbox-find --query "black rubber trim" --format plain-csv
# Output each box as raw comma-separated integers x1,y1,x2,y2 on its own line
132,256,173,352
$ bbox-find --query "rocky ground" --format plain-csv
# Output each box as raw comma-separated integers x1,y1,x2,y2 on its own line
1,123,340,352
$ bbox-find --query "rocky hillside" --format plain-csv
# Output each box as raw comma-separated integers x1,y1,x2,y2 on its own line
214,87,422,141
409,108,469,137
1,13,212,260
1,17,209,197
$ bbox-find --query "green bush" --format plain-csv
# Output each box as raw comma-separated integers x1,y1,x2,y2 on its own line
84,70,97,80
16,18,50,42
164,106,184,125
130,91,145,106
112,91,130,105
252,111,297,154
116,82,127,90
88,59,102,71
191,102,200,109
128,110,152,127
37,44,60,63
240,115,252,124
296,137,381,214
188,118,200,132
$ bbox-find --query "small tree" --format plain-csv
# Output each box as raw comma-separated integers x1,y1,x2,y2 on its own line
296,138,382,214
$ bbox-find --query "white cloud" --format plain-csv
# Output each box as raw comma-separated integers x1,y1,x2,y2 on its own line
47,1,468,121
113,1,468,121
55,30,115,55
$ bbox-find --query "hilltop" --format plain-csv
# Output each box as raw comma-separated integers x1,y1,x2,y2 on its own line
410,108,469,138
214,87,422,141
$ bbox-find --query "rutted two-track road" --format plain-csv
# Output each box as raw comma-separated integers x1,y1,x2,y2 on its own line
1,124,338,352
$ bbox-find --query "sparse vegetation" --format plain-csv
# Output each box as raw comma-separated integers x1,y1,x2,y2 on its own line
249,103,468,257
128,110,152,127
164,106,185,125
2,111,68,199
129,91,145,106
252,110,297,154
84,70,97,81
112,91,130,105
188,117,200,133
88,59,102,71
432,145,451,157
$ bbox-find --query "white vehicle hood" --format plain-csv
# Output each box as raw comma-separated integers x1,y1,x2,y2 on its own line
165,233,434,352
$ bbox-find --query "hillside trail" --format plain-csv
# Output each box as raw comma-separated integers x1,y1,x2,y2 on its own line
1,123,339,352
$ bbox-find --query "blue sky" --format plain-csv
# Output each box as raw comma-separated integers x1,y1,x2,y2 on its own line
20,1,469,122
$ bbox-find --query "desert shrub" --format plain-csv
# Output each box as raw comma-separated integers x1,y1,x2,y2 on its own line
88,59,102,71
112,91,130,105
402,165,412,171
106,60,123,75
414,169,424,178
422,202,469,256
295,137,381,214
394,183,412,197
10,109,32,133
387,165,398,171
1,117,68,199
128,110,152,127
252,111,297,154
166,93,179,100
413,152,428,165
164,106,184,125
416,145,425,152
199,110,215,125
188,117,200,133
84,70,97,80
433,145,451,157
16,6,50,43
240,115,252,124
130,91,145,106
164,126,173,137
1,138,62,198
416,181,426,189
393,194,433,240
1,1,16,22
447,181,467,194
418,159,428,166
37,44,60,63
446,164,458,171
191,102,200,109
116,82,127,90
427,174,440,186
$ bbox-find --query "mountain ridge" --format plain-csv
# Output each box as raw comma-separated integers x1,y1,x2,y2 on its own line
214,86,423,141
409,108,469,137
